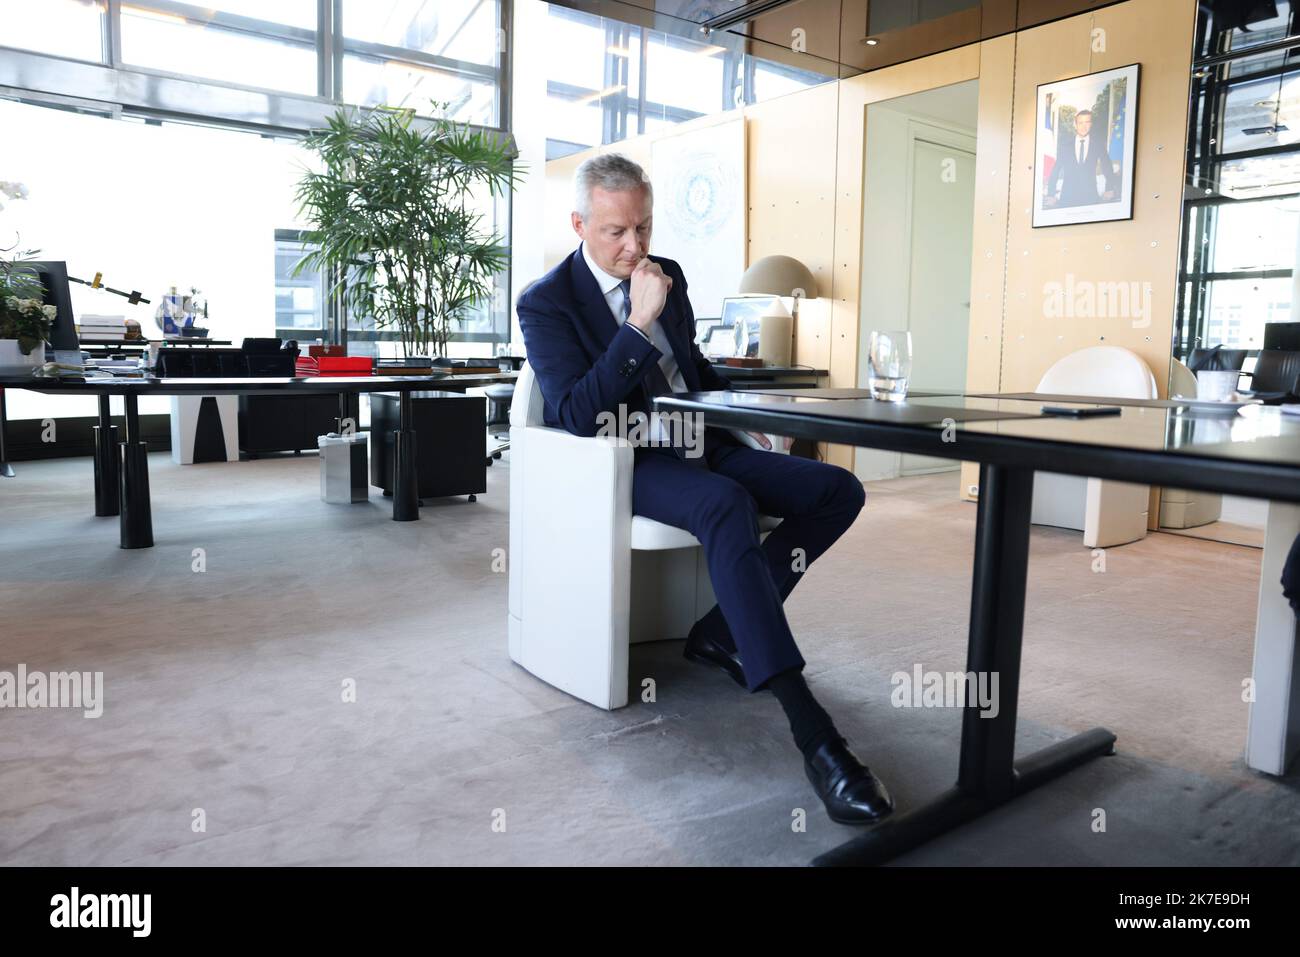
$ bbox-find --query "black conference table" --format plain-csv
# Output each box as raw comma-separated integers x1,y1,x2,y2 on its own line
654,387,1300,866
0,372,516,549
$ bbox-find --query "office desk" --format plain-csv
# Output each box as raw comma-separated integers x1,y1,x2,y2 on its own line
709,364,828,390
0,372,516,548
654,389,1300,865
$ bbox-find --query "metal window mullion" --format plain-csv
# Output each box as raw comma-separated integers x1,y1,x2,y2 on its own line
1181,268,1294,282
1194,31,1300,68
331,0,343,100
104,0,123,68
499,0,512,136
1202,142,1300,163
317,0,333,100
635,24,647,136
1186,190,1300,207
601,18,618,145
618,22,630,142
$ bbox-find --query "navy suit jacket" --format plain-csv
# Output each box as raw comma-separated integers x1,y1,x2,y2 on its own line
1047,133,1118,208
517,246,734,442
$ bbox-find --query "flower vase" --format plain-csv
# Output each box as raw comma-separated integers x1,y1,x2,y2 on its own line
0,339,44,376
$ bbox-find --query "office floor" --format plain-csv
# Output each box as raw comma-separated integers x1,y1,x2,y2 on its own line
1,453,1297,866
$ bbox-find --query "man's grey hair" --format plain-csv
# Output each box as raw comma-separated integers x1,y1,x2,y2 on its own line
573,153,653,221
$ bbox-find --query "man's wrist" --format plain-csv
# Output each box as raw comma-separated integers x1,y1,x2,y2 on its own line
628,311,657,332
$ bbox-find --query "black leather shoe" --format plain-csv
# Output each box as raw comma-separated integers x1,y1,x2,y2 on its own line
683,630,747,689
804,735,894,825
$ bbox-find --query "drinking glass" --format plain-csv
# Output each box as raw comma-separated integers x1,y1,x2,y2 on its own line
868,330,912,402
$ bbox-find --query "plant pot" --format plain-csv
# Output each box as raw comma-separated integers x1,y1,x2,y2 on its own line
0,340,44,376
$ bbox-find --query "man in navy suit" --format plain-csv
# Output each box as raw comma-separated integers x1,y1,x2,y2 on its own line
1044,109,1119,209
516,153,892,824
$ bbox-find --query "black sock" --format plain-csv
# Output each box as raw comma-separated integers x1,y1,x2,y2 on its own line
767,668,839,758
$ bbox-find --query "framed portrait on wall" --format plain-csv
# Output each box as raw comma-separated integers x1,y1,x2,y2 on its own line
1033,63,1140,228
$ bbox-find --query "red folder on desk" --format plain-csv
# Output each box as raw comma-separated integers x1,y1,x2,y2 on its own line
297,356,373,376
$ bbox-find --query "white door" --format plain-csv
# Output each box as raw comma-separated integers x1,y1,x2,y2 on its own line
899,136,976,474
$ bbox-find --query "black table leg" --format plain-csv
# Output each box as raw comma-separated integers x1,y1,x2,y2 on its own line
813,463,1116,866
118,392,154,549
336,391,359,435
93,394,120,516
0,388,14,477
392,391,419,521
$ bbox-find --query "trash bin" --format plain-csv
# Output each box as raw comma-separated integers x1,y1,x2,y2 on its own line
318,432,368,504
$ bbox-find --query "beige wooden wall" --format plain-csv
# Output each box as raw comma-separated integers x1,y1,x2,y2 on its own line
959,0,1196,499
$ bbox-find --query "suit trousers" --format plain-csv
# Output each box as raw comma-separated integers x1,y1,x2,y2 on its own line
631,434,867,691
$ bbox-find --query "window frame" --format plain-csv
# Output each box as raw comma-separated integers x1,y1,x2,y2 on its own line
1177,2,1300,359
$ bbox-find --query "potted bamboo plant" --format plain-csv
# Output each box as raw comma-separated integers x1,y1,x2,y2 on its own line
294,104,520,358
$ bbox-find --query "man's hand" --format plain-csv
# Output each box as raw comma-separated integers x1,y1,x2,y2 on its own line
743,431,793,451
627,257,672,332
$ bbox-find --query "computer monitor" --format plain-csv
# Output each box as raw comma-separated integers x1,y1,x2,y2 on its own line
719,295,779,358
27,260,81,362
1263,321,1300,352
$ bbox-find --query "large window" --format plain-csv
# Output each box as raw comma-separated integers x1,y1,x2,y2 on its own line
1177,2,1300,356
0,98,311,420
540,4,829,160
0,0,504,125
0,0,105,62
119,2,319,96
339,0,501,126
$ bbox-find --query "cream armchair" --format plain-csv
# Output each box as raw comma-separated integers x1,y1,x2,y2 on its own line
1031,346,1158,547
507,363,780,709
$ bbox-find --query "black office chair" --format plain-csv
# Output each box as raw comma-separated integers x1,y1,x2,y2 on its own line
484,382,513,465
1263,321,1300,352
1246,349,1300,397
1188,344,1248,372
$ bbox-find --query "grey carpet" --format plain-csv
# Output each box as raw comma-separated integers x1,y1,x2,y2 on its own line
1,452,1296,865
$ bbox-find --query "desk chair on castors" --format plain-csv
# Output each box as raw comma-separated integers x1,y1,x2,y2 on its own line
485,382,514,465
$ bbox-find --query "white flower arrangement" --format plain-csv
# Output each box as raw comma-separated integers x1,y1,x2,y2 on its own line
0,180,30,213
2,296,55,319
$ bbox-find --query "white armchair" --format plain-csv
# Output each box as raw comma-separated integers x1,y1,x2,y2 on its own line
507,363,780,709
1031,346,1157,548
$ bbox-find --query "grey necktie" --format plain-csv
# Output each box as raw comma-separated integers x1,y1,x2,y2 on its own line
619,279,675,398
